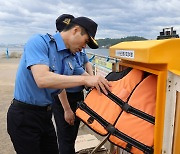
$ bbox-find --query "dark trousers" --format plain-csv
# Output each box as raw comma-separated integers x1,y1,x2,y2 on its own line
52,91,84,154
7,99,59,154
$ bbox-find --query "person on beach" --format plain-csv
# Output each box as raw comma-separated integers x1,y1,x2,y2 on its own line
52,14,94,154
7,15,111,154
6,48,9,58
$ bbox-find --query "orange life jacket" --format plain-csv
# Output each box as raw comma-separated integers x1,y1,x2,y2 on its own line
76,68,157,153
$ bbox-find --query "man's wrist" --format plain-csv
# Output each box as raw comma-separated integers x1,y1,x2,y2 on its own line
64,107,71,112
81,76,86,86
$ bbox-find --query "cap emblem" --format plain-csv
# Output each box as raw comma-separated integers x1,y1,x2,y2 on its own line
63,18,71,25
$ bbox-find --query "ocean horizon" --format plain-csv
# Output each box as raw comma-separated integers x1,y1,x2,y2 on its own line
0,47,109,57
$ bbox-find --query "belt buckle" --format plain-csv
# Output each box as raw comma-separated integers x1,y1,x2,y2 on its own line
47,105,51,111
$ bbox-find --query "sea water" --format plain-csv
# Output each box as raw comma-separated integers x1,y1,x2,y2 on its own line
0,47,109,57
86,48,109,57
0,47,23,54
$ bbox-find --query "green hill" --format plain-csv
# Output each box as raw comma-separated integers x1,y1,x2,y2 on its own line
96,36,147,48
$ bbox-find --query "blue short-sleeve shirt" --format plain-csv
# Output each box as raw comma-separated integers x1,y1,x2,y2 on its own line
66,50,89,93
14,33,84,106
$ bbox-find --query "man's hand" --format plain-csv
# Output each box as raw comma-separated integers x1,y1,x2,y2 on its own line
84,75,111,95
64,108,75,125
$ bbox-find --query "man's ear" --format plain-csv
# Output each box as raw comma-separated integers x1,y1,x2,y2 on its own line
72,25,80,35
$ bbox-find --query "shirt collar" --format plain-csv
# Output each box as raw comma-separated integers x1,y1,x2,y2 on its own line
52,33,76,57
53,33,67,52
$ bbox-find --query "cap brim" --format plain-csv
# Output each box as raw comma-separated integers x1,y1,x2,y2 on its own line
87,36,99,49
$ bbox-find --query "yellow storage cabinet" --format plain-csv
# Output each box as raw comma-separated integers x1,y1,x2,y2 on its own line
109,38,180,154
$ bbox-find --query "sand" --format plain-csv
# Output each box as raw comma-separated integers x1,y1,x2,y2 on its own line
0,58,19,154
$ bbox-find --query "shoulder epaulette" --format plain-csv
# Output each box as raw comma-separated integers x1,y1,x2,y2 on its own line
47,33,55,42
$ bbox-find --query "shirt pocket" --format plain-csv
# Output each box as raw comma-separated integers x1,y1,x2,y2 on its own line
49,57,58,73
63,59,74,75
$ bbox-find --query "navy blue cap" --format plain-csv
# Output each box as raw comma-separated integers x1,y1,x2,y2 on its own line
72,17,99,49
56,14,74,32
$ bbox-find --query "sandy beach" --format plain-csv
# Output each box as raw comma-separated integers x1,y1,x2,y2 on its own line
0,57,111,154
0,58,19,154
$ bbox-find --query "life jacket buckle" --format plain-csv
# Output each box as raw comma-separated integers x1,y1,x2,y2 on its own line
125,143,132,152
78,101,87,109
122,103,130,112
87,116,94,124
106,124,116,134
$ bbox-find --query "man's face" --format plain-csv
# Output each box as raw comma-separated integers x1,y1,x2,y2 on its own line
69,26,89,53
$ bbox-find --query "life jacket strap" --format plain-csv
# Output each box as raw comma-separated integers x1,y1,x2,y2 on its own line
77,101,110,129
113,128,154,154
106,88,155,124
128,106,155,124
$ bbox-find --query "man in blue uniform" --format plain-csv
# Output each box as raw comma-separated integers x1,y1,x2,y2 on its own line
7,16,111,154
52,14,94,154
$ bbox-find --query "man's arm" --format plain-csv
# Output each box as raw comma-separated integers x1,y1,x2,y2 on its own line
31,64,111,94
58,89,74,125
85,62,94,76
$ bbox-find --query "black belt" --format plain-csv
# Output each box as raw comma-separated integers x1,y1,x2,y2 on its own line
12,99,52,111
66,91,84,97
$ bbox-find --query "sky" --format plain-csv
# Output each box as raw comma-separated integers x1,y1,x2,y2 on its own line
0,0,180,44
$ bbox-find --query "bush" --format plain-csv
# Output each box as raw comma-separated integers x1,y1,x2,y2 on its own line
0,52,22,58
9,52,22,58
